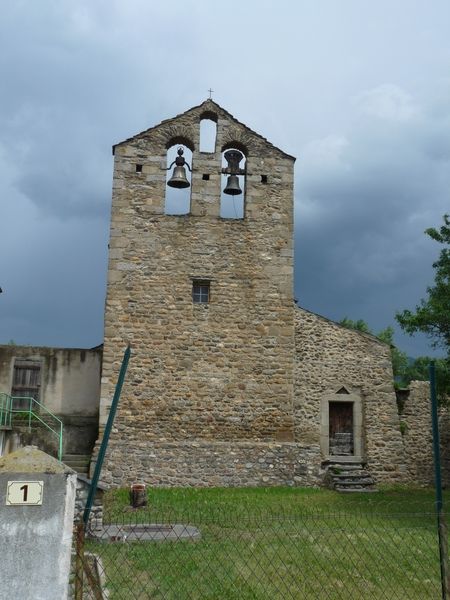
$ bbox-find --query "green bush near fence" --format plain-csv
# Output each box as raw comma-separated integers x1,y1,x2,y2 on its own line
83,487,448,600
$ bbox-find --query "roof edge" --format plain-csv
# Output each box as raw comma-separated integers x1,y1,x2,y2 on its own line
294,304,389,347
112,99,296,161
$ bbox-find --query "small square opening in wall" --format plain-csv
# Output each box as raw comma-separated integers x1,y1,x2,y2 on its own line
202,174,210,181
136,164,143,173
192,280,210,304
261,175,268,184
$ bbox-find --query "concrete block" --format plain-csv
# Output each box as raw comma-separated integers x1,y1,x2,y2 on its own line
0,447,76,600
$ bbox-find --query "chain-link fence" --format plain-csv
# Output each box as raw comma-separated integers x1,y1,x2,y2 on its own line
71,499,448,599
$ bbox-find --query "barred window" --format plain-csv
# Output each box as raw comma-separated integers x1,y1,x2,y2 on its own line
192,281,210,304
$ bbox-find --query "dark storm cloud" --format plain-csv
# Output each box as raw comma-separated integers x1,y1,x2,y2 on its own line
0,2,181,221
295,84,450,355
1,1,450,355
0,219,108,347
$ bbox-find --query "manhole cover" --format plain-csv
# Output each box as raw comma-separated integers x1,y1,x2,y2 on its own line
91,524,201,543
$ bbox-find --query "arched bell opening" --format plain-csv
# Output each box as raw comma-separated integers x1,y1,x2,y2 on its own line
165,144,193,215
220,147,246,219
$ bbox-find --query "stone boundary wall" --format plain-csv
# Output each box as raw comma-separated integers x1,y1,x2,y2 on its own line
398,381,450,487
95,441,322,488
399,381,433,486
73,475,104,531
294,307,407,485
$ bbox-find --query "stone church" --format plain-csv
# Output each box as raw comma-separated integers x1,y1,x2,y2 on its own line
94,99,420,489
1,100,438,489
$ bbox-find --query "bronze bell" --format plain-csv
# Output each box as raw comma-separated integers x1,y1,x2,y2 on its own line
223,174,242,196
223,149,244,195
168,165,190,188
167,148,191,189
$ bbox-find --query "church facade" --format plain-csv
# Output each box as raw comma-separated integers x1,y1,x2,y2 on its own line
94,100,413,488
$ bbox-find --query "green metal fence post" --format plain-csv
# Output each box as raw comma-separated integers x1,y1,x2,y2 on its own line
430,361,449,599
0,394,5,427
58,421,63,461
83,345,131,527
6,394,11,427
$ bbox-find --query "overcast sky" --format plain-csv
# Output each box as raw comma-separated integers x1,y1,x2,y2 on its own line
1,1,449,357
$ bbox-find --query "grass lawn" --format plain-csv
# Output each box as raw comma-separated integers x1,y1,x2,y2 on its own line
83,487,448,599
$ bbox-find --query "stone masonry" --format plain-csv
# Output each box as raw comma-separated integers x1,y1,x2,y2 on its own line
96,100,304,486
93,100,423,488
294,308,407,485
399,381,433,485
399,380,449,487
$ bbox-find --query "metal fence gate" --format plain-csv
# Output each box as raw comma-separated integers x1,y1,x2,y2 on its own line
72,501,448,599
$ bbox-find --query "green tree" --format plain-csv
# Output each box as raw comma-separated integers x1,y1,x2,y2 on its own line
402,356,450,404
339,317,372,334
396,214,450,354
376,326,409,384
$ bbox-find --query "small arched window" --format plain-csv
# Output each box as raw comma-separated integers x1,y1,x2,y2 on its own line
165,144,193,215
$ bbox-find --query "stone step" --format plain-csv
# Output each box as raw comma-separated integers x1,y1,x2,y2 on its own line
333,478,374,487
324,460,367,469
63,459,90,467
335,486,378,493
328,467,369,475
64,460,90,468
63,454,91,461
331,474,374,481
64,466,89,475
330,471,372,479
325,461,377,493
331,476,374,485
62,454,91,474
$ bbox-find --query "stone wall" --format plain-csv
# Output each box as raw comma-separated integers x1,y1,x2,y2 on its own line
93,100,425,490
398,381,433,486
294,307,407,485
73,475,104,531
95,440,321,488
397,381,450,488
96,99,300,486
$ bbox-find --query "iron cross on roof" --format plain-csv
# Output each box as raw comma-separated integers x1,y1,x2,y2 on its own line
208,88,214,99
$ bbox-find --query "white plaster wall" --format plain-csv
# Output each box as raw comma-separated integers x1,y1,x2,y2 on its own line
0,346,101,417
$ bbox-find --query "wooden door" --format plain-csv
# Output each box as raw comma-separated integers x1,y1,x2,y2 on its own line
329,402,354,455
11,361,41,409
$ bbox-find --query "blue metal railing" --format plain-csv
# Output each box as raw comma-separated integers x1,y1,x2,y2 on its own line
0,393,63,461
